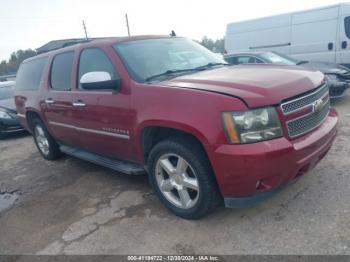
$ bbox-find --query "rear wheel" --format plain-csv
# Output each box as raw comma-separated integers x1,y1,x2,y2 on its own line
32,118,62,160
148,137,222,219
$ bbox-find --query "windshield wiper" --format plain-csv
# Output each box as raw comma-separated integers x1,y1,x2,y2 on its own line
194,62,229,70
145,63,228,82
145,68,203,82
296,60,309,65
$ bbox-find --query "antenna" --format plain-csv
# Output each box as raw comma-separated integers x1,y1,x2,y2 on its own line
82,20,88,40
125,13,130,36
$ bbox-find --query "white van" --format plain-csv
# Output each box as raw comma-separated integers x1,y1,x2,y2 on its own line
225,3,350,66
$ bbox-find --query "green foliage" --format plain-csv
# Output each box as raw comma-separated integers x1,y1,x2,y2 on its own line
199,36,225,53
0,49,37,75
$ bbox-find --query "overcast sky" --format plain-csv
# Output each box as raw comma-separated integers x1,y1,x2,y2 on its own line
0,0,344,61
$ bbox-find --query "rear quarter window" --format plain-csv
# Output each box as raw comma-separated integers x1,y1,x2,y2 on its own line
15,57,48,91
50,52,74,91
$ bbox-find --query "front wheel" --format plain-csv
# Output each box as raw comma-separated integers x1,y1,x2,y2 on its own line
148,137,222,219
32,118,62,160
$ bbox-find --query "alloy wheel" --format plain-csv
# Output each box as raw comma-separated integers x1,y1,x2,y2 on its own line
34,125,50,156
155,153,200,209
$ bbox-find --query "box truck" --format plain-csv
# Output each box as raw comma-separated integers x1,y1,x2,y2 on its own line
225,3,350,67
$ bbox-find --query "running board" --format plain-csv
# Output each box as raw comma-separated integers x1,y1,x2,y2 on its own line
59,145,145,175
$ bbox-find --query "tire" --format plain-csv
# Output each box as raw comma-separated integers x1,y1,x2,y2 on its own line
32,118,62,160
148,136,222,219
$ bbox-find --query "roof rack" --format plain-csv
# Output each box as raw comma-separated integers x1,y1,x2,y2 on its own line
36,38,92,54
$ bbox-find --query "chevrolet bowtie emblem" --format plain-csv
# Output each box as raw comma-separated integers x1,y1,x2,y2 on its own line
312,98,326,113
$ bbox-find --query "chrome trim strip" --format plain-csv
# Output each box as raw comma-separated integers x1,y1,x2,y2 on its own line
249,42,291,50
280,84,328,115
2,128,25,133
286,99,330,138
49,121,130,140
17,113,26,118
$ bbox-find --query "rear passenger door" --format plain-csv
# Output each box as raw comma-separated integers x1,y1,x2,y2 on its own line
71,47,132,160
42,51,79,146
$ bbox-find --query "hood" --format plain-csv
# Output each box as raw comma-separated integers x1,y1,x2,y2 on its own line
161,64,324,108
301,61,349,75
0,98,16,112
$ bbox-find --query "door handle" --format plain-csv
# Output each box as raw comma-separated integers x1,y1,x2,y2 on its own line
72,101,86,107
45,98,54,104
342,41,347,49
328,42,333,50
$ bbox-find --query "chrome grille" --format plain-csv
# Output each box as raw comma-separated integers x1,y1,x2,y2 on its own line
281,84,330,138
281,84,329,115
286,100,329,138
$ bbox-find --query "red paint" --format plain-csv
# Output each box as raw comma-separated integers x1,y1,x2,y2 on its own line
15,36,338,198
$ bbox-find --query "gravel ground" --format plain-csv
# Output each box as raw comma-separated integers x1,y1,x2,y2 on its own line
0,91,349,255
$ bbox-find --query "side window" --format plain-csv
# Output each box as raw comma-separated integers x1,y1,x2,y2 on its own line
50,52,74,91
15,57,48,91
225,57,238,65
256,58,264,64
237,56,251,64
345,17,350,39
78,48,118,89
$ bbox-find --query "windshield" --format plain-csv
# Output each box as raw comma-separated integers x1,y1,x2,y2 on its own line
260,52,298,66
113,38,226,82
0,84,14,100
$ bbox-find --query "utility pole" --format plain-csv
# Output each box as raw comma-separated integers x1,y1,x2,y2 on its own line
82,20,88,40
125,13,130,36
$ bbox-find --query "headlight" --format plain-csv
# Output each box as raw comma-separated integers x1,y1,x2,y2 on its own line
222,107,283,144
325,74,339,82
0,108,12,119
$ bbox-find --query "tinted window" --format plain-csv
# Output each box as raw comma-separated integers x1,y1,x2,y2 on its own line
236,56,252,64
78,48,117,89
51,52,74,91
15,57,47,91
345,17,350,39
224,56,237,65
234,56,265,64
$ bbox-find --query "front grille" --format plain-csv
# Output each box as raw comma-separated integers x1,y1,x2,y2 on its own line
280,84,329,115
281,84,330,138
286,100,329,138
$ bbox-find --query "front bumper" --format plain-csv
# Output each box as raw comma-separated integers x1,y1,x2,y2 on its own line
206,108,338,207
0,117,25,135
329,81,349,98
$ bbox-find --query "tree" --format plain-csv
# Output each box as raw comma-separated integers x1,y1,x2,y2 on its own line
0,49,37,76
199,36,225,53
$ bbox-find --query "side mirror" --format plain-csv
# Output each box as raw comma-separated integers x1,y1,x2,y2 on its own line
80,71,121,91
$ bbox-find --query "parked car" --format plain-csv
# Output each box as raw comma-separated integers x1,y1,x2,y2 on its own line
224,51,350,98
0,81,25,138
15,36,338,219
225,3,350,67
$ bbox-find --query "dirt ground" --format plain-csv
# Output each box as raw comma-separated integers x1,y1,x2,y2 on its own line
0,91,349,255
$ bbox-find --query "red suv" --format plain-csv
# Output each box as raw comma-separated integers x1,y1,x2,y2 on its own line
15,36,338,219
